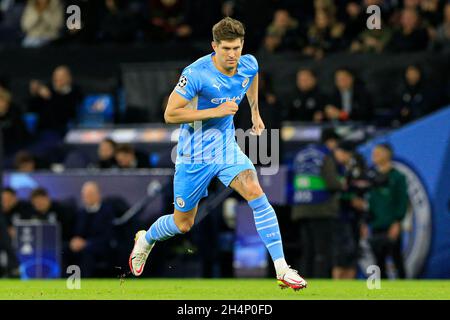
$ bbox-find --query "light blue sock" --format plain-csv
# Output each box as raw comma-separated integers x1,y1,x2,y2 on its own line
248,194,285,261
145,214,182,245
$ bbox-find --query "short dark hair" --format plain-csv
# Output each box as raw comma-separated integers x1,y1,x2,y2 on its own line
297,68,317,79
30,187,49,199
321,128,340,144
337,140,355,153
115,143,135,155
14,151,34,168
102,138,117,148
2,187,16,195
335,67,354,77
376,143,393,158
212,17,245,43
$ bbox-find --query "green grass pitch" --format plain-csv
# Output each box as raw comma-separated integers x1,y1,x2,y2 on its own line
1,279,450,300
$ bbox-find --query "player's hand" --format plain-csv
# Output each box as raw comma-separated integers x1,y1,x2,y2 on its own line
216,101,239,117
251,114,265,136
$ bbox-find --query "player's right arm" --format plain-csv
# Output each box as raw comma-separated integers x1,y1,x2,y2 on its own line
164,91,238,124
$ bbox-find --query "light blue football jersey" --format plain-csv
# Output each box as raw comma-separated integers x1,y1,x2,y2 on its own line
173,52,259,163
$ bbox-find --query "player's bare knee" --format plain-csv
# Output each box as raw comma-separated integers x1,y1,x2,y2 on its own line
177,220,194,233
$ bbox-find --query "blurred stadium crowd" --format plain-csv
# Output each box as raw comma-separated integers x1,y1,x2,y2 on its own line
0,0,449,279
0,0,449,52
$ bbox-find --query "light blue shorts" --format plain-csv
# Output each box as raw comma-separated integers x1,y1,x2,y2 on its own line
173,146,255,212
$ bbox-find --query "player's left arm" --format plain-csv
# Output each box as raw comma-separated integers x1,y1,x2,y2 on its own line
246,73,265,136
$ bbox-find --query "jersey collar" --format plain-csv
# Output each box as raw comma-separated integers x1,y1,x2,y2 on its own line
210,52,243,77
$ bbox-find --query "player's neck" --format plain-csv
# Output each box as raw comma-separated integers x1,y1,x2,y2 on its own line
212,55,237,77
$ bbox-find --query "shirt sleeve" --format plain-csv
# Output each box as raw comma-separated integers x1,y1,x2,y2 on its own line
246,54,259,75
174,67,202,101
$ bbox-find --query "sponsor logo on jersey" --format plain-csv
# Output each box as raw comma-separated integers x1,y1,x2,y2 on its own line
211,93,245,104
242,77,249,87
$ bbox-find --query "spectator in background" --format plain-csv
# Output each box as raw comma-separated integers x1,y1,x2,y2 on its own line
29,187,75,243
115,144,149,169
147,0,192,42
419,0,442,30
286,69,325,122
0,195,19,277
290,129,345,278
332,141,370,279
98,0,138,43
28,65,83,137
324,68,373,123
0,87,29,155
14,150,36,172
1,187,33,238
393,64,434,126
96,138,117,169
303,9,346,59
386,8,429,52
353,144,408,279
432,2,450,53
70,181,115,277
0,0,25,44
342,1,366,46
350,18,392,53
20,0,64,48
261,9,304,53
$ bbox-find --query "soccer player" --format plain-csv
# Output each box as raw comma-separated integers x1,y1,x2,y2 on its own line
129,17,307,290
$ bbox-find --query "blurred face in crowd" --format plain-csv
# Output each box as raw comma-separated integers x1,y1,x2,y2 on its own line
81,182,101,208
0,89,11,116
273,9,291,29
52,66,72,92
98,140,115,161
162,0,177,6
347,2,361,18
115,151,136,168
325,138,338,151
2,191,17,212
31,195,51,213
296,70,317,92
444,4,450,23
334,148,352,165
315,10,330,29
372,146,392,167
335,70,354,91
35,0,50,10
405,66,421,86
401,9,419,31
364,0,383,6
404,0,420,10
17,160,35,173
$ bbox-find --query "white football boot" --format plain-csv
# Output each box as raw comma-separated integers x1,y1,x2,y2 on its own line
277,267,308,291
129,230,154,276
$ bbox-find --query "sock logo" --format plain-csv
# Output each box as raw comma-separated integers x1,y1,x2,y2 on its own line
176,197,185,208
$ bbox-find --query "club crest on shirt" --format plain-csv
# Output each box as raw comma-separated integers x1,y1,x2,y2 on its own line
176,196,185,208
242,77,249,87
